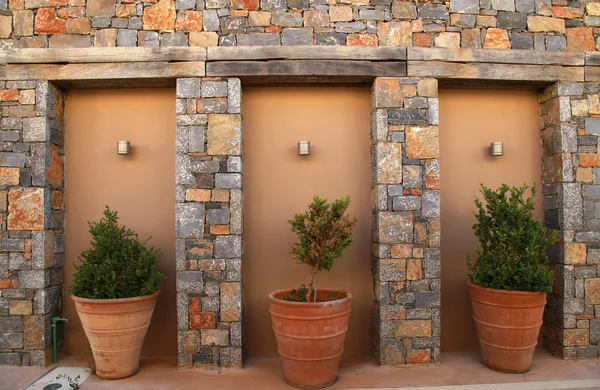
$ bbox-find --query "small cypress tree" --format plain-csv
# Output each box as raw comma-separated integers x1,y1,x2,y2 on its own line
69,206,165,299
287,196,359,302
467,182,555,293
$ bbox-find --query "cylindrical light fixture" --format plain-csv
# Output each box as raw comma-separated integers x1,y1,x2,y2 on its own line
489,142,503,156
298,141,310,156
117,141,131,155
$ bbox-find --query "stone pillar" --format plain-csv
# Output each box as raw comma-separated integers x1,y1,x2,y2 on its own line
540,83,600,359
371,77,441,365
175,77,243,369
0,81,65,366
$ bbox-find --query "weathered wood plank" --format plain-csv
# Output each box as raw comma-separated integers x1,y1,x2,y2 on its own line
207,47,406,61
407,61,583,82
5,62,206,80
586,53,600,66
207,60,406,77
408,47,584,66
585,66,600,81
7,47,207,64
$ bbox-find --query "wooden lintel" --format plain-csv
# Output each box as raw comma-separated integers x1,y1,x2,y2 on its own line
206,60,406,77
407,61,584,82
408,47,584,67
207,46,407,61
586,53,600,67
585,66,600,81
7,47,207,64
5,62,206,81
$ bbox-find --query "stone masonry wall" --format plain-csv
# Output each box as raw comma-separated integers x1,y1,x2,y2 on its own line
3,0,600,50
0,81,65,366
175,77,243,368
540,82,600,359
371,77,441,365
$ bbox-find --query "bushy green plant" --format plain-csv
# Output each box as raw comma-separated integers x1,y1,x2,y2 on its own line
69,207,165,299
467,182,555,293
287,196,359,302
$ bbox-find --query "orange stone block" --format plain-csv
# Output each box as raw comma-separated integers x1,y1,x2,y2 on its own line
52,191,64,210
186,189,211,202
567,27,596,52
552,6,582,19
57,7,84,18
211,189,229,202
563,328,589,346
407,349,431,364
483,28,510,49
190,311,216,329
579,152,598,167
210,225,230,235
189,296,201,312
407,259,422,280
394,320,432,338
34,8,67,34
0,168,20,186
347,33,378,46
7,187,45,231
230,10,248,16
143,0,176,31
0,279,18,288
176,10,203,32
231,0,258,10
414,33,433,47
46,145,63,188
0,89,19,101
265,26,281,33
391,244,412,259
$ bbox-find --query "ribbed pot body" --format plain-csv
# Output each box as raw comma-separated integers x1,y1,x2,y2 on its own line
72,290,159,379
469,282,546,373
269,289,352,389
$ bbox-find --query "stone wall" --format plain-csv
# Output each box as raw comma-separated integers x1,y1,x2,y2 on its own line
175,77,243,368
540,82,600,359
371,77,441,365
0,81,65,366
3,0,600,50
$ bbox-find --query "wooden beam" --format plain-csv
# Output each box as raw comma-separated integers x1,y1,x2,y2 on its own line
206,60,406,77
407,61,583,82
586,53,600,66
6,62,206,80
7,47,207,64
408,47,584,66
207,46,407,61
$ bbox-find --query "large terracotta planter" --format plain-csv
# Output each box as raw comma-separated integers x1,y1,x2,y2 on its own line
468,282,546,373
269,288,352,389
71,290,159,379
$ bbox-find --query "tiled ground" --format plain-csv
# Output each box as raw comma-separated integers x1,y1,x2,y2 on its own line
3,349,600,390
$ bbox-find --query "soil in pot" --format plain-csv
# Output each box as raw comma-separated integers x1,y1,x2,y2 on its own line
269,288,352,389
72,290,159,379
469,282,546,373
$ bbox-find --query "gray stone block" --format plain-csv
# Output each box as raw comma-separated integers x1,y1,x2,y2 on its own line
449,0,478,14
22,117,48,142
221,17,246,34
202,81,228,98
359,9,385,20
176,293,188,330
2,238,24,252
577,345,598,358
92,17,111,28
516,0,534,12
424,248,441,278
214,235,242,258
260,0,286,11
117,29,137,47
272,11,302,27
34,286,60,315
227,156,242,173
205,0,228,7
546,35,566,51
388,109,427,125
177,79,200,98
392,196,421,211
422,190,440,218
215,173,242,189
176,203,205,238
0,153,27,168
161,32,187,46
0,353,20,365
189,126,205,153
415,291,440,308
491,0,515,11
591,319,600,343
191,160,219,173
0,333,23,349
315,32,346,45
282,27,312,45
497,11,527,29
418,4,449,20
0,317,22,333
203,10,219,31
18,270,50,289
228,78,241,114
237,33,281,46
226,258,241,281
177,272,204,293
128,17,142,30
176,0,195,9
334,22,365,33
220,347,242,367
202,296,220,311
207,208,230,225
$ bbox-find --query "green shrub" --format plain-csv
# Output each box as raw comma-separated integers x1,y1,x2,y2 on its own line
467,182,555,293
287,196,359,302
69,207,165,299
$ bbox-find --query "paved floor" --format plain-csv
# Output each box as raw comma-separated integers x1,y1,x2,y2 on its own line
4,349,600,390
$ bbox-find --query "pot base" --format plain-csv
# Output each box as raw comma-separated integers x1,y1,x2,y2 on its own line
284,376,338,389
482,360,532,374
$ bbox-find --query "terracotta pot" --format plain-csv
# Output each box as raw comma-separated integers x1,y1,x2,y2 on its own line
71,290,160,379
468,282,546,373
269,288,352,389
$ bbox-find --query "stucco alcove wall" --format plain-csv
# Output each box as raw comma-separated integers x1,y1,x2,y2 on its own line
0,43,598,370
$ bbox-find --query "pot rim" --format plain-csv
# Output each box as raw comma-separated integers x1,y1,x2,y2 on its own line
468,281,545,296
269,288,352,306
71,290,160,304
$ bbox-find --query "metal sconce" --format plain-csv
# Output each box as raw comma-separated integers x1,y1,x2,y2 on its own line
117,141,131,155
298,141,310,156
489,142,503,156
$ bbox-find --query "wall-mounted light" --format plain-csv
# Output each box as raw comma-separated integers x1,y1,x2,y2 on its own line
489,142,503,156
117,141,131,155
298,141,310,156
